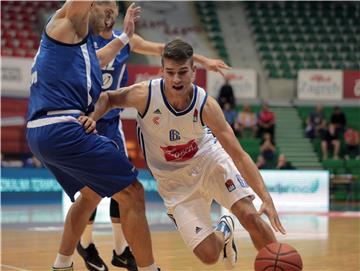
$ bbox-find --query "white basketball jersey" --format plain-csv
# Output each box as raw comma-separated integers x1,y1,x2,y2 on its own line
136,79,224,204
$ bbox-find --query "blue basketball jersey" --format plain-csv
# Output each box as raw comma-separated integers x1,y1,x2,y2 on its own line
93,30,130,120
27,32,103,121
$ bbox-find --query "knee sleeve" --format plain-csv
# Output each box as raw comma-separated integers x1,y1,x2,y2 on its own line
89,208,97,222
110,198,120,218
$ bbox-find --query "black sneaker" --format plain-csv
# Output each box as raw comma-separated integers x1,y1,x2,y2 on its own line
111,246,138,271
76,242,108,271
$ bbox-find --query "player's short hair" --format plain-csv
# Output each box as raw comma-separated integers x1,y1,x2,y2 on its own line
162,39,194,66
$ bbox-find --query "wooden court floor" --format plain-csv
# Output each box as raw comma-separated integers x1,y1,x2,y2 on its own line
1,217,359,271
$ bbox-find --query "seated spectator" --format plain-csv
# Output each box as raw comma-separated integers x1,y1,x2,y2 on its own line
217,78,235,109
330,106,347,133
276,154,295,170
305,104,325,139
234,104,257,137
222,102,237,134
257,102,275,138
344,127,360,160
23,155,44,168
320,123,340,160
260,132,276,161
256,155,268,169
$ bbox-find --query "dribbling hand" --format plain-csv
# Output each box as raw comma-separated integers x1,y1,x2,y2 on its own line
78,116,97,134
258,198,286,235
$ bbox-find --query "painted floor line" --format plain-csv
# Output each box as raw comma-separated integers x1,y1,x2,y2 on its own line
1,264,31,271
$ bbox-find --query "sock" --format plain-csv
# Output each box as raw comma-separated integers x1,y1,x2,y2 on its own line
112,223,128,255
138,263,159,271
53,253,73,268
215,221,231,243
80,224,93,249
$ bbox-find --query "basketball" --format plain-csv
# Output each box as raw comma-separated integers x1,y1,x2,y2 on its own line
254,242,303,271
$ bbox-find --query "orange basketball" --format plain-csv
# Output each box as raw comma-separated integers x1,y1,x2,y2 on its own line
254,242,303,271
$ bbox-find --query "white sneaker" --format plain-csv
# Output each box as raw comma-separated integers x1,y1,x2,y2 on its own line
219,215,237,270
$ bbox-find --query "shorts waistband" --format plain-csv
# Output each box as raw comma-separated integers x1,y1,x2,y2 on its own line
27,116,80,128
46,109,84,116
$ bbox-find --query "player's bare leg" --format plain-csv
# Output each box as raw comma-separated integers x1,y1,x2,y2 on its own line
193,233,223,264
112,180,155,268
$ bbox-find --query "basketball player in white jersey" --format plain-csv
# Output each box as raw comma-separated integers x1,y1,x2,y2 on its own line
87,39,285,269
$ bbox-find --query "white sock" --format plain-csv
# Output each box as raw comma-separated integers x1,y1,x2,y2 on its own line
138,263,158,271
80,224,93,249
112,223,128,255
53,253,73,268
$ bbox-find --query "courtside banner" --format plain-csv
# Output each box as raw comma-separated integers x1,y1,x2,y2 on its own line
1,57,32,97
343,70,360,99
206,69,257,99
297,70,343,100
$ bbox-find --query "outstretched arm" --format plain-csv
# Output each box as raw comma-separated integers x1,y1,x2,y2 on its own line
90,81,149,121
130,34,231,76
202,96,285,234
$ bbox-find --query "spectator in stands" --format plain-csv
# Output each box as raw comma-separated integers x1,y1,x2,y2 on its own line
24,155,43,168
276,154,295,170
260,132,276,161
255,155,268,169
305,104,325,139
234,104,257,138
330,106,347,133
257,102,275,138
320,123,340,160
217,77,235,109
222,102,237,134
1,153,23,168
344,127,360,160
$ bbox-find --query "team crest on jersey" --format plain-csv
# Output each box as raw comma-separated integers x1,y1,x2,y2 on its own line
193,109,198,122
152,116,160,125
160,139,199,162
169,129,181,141
225,179,236,192
236,174,249,188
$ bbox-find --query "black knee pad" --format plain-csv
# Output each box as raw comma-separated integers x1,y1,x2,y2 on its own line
89,208,97,222
110,198,120,218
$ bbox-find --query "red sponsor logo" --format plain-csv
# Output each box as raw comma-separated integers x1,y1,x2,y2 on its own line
225,179,236,192
153,116,160,125
160,139,199,161
310,74,331,82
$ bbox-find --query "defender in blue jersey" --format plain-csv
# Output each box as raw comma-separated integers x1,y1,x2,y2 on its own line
25,2,159,271
75,2,231,271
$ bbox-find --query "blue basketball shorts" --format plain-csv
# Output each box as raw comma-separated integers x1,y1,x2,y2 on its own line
26,118,137,202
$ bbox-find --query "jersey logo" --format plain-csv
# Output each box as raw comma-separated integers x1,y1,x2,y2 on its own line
160,139,199,162
153,116,160,125
169,129,181,141
102,73,113,89
153,108,162,114
193,108,198,122
225,179,236,192
236,174,249,188
195,226,202,234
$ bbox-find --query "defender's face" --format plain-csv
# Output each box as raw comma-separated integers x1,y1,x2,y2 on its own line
161,58,195,96
90,2,114,34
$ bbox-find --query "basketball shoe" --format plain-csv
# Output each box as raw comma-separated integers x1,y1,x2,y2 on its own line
76,242,108,271
111,246,138,271
51,263,73,271
216,215,237,270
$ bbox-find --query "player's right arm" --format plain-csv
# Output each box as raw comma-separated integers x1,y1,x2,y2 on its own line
46,0,93,44
90,81,149,121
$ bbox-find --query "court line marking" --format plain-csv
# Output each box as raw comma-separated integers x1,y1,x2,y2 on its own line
1,264,31,271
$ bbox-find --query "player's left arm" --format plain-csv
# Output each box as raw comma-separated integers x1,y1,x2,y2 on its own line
202,96,286,234
130,34,231,76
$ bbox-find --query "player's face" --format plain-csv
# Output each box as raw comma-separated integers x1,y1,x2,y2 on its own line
90,2,116,34
104,2,118,30
162,58,195,96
